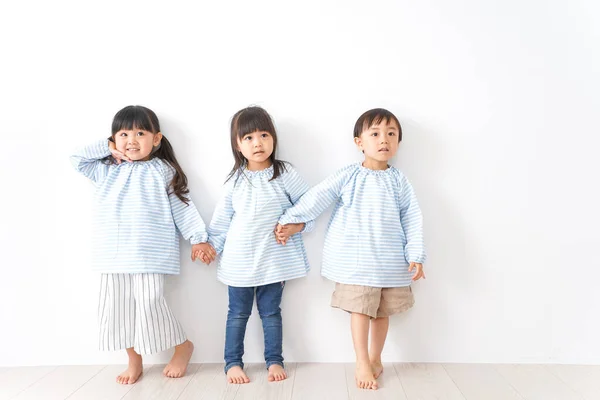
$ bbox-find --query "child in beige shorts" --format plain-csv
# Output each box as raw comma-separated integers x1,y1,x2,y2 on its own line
277,108,426,390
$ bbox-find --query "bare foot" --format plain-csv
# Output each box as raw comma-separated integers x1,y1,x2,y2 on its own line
371,359,384,379
163,340,194,378
355,361,378,390
117,353,143,385
226,366,250,384
268,364,287,382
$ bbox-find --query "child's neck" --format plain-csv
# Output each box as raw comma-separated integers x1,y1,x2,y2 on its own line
246,160,273,171
362,158,389,171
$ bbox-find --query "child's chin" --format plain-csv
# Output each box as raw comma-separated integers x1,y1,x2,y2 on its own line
371,154,393,161
129,154,151,161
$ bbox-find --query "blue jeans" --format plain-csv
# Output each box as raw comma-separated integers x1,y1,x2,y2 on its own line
224,282,284,373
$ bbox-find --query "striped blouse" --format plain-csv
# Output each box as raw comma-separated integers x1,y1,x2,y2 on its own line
207,165,314,287
279,163,425,288
70,140,208,275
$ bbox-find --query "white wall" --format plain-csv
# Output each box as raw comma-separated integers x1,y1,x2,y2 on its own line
1,0,599,367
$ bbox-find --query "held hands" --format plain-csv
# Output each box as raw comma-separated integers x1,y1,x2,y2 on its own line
108,140,132,164
191,242,217,265
274,223,305,245
409,262,425,281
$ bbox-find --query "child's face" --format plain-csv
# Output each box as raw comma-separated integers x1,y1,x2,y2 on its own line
114,128,162,161
237,130,274,168
354,119,400,163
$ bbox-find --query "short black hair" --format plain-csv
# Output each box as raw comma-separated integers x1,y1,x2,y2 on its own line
353,108,402,142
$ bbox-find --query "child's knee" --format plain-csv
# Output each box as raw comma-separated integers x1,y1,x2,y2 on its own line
227,309,251,322
258,309,282,326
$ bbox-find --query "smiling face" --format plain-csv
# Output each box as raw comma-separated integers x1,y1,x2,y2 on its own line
113,128,162,161
354,118,400,168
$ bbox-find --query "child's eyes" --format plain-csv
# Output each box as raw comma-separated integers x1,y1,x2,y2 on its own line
137,132,144,136
388,132,396,136
261,133,269,138
120,132,127,137
243,136,252,141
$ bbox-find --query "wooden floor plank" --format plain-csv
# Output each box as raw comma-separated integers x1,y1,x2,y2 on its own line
13,365,104,400
67,364,154,400
0,366,56,400
177,363,239,400
291,363,348,400
546,365,600,400
394,363,465,400
495,364,583,400
443,364,523,400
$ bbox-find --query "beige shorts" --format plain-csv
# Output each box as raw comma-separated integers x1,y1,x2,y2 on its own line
331,283,414,319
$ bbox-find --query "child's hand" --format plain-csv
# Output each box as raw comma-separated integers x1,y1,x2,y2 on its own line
274,223,305,245
409,262,425,281
191,243,217,265
108,140,131,164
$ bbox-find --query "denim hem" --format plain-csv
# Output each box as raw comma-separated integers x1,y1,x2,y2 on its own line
224,362,244,374
266,360,284,369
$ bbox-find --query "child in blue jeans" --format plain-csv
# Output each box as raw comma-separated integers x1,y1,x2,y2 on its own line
194,106,314,384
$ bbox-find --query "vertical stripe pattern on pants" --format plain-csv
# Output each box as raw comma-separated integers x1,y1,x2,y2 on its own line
98,273,186,355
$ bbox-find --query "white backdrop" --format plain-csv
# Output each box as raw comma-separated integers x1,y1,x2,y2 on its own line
1,0,599,366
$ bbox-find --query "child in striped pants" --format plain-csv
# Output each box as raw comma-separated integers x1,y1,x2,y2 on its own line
71,105,215,384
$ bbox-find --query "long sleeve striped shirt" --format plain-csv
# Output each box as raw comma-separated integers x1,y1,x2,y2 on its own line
70,140,208,275
279,163,425,288
207,165,314,287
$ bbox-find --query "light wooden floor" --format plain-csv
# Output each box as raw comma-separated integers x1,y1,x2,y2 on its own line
1,363,599,400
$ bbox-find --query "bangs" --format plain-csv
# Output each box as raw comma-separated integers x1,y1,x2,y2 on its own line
233,107,275,138
112,106,160,134
354,108,402,141
362,112,398,131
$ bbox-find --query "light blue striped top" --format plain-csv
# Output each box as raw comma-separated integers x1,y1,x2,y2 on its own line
279,163,425,288
70,140,208,275
207,165,314,287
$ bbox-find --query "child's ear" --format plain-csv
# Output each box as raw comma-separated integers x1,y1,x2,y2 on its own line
354,136,363,150
154,132,163,146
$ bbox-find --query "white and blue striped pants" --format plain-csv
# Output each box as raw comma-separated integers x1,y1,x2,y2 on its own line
98,273,186,355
